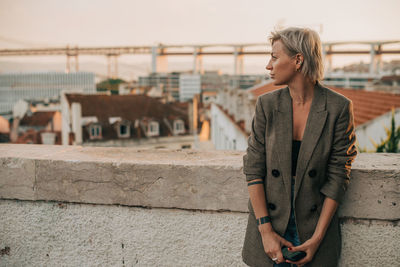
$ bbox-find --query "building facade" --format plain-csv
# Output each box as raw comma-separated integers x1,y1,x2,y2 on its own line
179,74,201,102
211,81,400,152
61,93,190,147
0,72,95,115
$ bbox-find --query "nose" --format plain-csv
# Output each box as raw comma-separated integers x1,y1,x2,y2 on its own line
266,58,272,71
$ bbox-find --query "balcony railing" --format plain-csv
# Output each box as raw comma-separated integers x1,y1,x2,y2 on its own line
0,144,399,266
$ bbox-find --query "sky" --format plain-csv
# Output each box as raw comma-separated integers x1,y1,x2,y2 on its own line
0,0,399,78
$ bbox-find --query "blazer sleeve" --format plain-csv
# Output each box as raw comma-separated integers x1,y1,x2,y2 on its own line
243,96,267,182
320,100,358,204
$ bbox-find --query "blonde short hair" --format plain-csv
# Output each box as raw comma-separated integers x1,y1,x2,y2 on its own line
269,27,324,82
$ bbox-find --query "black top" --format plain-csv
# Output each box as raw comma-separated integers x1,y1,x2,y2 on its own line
292,140,302,176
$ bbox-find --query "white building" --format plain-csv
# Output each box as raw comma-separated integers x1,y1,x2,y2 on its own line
0,72,96,115
211,81,281,151
210,103,248,150
211,80,400,152
179,74,201,102
355,108,400,152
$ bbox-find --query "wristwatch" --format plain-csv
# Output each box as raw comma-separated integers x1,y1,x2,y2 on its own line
256,215,271,225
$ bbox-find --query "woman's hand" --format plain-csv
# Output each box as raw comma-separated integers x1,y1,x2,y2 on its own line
260,228,293,264
285,237,322,266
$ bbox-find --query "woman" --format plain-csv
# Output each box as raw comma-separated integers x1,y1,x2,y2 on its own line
241,27,358,267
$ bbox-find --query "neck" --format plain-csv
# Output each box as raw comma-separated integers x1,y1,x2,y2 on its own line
288,76,316,105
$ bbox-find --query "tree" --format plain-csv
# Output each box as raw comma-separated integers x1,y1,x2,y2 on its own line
96,78,126,94
371,107,400,153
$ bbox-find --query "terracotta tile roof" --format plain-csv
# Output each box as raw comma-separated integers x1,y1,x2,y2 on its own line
248,81,283,97
20,111,55,127
65,94,190,140
65,94,189,124
330,86,400,127
248,81,400,127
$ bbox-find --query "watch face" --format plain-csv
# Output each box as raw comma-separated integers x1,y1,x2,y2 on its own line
282,247,306,261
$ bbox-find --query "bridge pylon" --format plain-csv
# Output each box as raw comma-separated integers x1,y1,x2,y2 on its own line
151,46,168,73
107,54,119,79
65,45,79,73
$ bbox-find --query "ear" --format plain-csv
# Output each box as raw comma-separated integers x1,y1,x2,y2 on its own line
295,53,304,71
295,54,303,65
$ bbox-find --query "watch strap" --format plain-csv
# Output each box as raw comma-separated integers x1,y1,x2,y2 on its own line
247,181,264,186
256,215,271,225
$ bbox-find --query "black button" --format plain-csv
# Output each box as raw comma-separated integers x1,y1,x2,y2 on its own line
308,169,317,177
268,203,276,210
310,204,317,212
272,169,280,177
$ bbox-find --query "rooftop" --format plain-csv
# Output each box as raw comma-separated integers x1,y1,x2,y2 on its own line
65,94,189,124
248,81,400,127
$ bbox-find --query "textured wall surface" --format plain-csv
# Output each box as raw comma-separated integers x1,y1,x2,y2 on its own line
339,219,400,266
0,200,248,267
1,144,400,266
1,200,399,266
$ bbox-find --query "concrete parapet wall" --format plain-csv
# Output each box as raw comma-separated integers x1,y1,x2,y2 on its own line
0,145,247,212
0,200,247,266
1,144,399,266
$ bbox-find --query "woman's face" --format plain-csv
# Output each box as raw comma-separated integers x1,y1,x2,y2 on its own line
266,40,297,85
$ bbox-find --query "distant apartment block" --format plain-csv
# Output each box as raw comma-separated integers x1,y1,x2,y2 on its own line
138,71,266,102
179,74,201,102
0,72,96,115
228,74,266,90
138,72,180,100
323,72,379,89
323,71,400,93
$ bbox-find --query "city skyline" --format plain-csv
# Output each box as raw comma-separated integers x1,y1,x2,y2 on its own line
0,0,399,78
1,0,399,46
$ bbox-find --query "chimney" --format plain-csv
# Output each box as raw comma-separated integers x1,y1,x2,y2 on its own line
61,91,71,146
71,102,82,145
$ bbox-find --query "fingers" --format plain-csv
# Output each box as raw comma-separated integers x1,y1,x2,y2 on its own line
275,250,285,264
268,252,285,264
281,238,293,248
267,249,284,264
287,243,304,252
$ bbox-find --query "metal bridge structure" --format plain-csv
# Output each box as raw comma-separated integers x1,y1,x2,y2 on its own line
1,41,399,78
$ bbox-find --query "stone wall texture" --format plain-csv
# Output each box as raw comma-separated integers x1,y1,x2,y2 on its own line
1,144,399,266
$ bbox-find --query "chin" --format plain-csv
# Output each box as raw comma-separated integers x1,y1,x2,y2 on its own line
271,79,286,86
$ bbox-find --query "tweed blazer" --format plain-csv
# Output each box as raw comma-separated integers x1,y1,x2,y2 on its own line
242,82,358,267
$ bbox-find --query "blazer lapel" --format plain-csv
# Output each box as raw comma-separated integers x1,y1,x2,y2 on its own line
294,82,327,200
274,82,327,201
275,87,293,198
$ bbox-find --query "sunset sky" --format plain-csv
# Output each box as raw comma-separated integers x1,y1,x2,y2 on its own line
0,0,399,77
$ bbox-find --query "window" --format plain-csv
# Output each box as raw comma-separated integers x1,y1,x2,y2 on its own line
118,123,131,138
120,125,127,135
89,124,102,140
173,119,185,134
147,121,159,136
